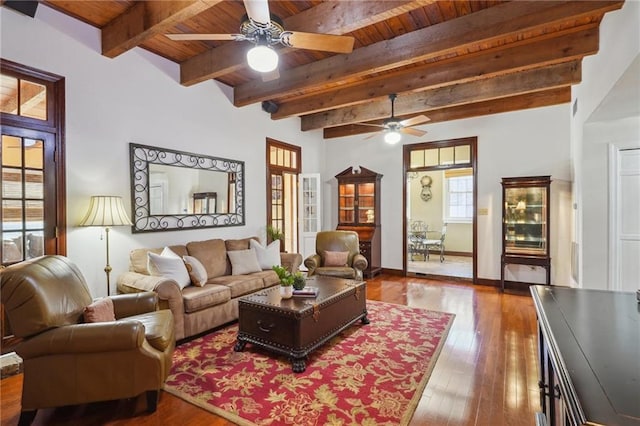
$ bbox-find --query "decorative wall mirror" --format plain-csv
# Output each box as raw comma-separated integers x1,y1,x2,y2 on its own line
129,143,245,233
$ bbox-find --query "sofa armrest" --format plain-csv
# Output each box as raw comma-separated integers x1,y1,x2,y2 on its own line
280,252,303,273
17,322,145,359
304,254,321,276
352,254,368,273
117,271,171,293
111,292,158,319
117,272,186,340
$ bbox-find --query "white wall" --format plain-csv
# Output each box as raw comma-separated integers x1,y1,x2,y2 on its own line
323,105,572,284
571,1,640,289
1,5,324,297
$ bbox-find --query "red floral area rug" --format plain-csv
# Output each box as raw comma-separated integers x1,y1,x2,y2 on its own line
164,300,455,426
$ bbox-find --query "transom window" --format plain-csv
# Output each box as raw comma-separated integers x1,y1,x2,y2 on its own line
0,74,48,121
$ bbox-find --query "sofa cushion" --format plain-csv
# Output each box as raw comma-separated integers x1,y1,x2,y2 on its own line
83,298,115,323
183,255,208,287
323,250,350,267
250,239,281,270
209,275,264,298
130,245,187,274
225,237,257,251
249,270,280,288
224,237,259,274
186,239,227,279
148,250,191,289
181,284,231,313
227,249,262,275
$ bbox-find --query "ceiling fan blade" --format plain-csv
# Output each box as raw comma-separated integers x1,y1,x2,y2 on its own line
399,115,430,128
244,0,270,25
166,34,240,41
282,31,355,54
400,127,427,137
353,122,385,129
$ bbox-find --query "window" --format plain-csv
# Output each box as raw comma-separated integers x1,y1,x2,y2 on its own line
444,169,473,222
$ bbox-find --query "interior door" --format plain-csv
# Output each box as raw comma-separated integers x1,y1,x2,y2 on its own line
1,126,56,265
612,147,640,291
299,173,321,267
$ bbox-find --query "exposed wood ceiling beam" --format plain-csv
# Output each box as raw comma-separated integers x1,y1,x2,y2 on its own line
272,25,599,120
102,0,222,58
234,1,622,107
302,60,581,130
179,0,436,86
323,88,572,139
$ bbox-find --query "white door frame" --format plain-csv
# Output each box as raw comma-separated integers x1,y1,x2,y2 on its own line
607,141,640,290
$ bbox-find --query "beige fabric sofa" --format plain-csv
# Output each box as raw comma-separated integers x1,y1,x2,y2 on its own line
117,237,302,340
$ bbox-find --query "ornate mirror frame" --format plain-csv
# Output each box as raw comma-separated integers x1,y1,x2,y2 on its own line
129,143,245,233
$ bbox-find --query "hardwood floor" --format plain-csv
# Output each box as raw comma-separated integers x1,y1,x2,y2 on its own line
0,275,540,425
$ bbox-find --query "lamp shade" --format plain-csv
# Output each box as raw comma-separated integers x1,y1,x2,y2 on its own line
79,196,132,227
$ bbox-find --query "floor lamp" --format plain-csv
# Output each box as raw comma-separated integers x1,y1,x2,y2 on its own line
79,196,132,296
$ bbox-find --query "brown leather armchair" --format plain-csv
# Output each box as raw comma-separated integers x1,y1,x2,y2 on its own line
1,255,175,425
304,230,368,280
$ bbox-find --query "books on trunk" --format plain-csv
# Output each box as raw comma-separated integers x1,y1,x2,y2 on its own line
293,286,318,297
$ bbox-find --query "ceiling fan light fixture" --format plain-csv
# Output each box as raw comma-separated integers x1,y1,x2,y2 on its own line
384,130,402,145
247,44,278,73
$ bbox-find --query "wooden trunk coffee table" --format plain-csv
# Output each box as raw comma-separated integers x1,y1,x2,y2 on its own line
234,276,369,373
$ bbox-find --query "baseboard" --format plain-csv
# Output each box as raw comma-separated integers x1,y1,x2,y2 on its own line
380,268,404,276
477,278,540,293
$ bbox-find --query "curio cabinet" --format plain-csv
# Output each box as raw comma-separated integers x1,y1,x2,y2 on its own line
335,166,382,278
501,176,551,291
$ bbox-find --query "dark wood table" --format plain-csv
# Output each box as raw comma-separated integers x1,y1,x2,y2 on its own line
530,286,640,426
234,276,368,372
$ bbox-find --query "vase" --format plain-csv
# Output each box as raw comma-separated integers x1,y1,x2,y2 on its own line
280,285,293,299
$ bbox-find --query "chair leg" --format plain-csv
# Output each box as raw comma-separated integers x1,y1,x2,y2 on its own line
18,410,37,426
440,245,445,262
146,390,159,413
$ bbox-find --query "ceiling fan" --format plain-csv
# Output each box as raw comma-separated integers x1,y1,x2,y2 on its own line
359,94,431,144
166,0,355,74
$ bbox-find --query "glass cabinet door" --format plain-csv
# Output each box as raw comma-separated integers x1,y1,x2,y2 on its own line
504,186,548,255
339,183,355,223
357,182,375,224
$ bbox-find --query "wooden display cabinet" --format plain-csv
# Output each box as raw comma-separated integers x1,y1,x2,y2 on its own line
335,166,382,278
501,175,551,291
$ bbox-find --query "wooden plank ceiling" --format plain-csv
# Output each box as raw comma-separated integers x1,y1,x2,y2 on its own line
38,0,625,139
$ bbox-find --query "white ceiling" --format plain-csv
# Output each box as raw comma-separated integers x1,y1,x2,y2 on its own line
588,54,640,123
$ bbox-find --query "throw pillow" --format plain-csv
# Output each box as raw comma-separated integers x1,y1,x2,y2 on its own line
183,255,208,286
83,298,116,323
147,246,181,276
227,248,262,275
250,239,280,270
148,249,191,289
323,250,350,267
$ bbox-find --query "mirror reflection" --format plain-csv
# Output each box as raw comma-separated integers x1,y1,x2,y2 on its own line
130,143,244,233
148,164,231,215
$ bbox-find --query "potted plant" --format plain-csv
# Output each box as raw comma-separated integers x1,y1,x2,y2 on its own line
272,265,294,298
292,272,306,291
266,225,285,252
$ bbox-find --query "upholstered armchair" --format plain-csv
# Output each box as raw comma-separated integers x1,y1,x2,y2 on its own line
304,230,368,280
0,255,175,425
